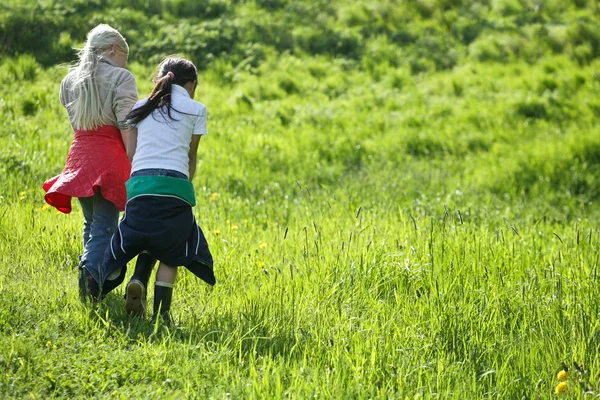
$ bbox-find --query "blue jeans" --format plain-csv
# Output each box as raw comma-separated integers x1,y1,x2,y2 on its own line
78,190,119,283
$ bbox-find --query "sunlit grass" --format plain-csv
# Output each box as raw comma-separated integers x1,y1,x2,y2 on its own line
2,47,600,398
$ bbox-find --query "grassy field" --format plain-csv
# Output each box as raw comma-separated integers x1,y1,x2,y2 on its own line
2,0,600,398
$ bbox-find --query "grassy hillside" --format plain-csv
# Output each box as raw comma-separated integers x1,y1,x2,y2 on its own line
1,0,600,398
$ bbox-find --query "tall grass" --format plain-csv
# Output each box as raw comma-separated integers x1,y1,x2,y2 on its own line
1,9,600,398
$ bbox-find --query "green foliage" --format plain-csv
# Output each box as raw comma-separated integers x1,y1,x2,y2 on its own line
1,0,599,70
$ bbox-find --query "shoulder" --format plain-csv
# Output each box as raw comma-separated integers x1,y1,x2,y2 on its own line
113,68,136,85
61,70,75,88
99,63,136,85
60,71,76,101
180,97,207,116
191,99,207,115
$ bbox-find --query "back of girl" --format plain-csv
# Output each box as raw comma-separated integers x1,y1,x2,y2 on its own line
43,24,137,301
100,56,215,323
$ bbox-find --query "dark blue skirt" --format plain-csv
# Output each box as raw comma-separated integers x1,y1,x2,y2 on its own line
101,195,215,286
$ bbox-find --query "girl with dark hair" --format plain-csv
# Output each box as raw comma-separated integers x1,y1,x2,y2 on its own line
99,56,215,323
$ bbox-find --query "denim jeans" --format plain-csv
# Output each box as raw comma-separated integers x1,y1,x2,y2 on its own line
131,168,188,179
78,190,119,283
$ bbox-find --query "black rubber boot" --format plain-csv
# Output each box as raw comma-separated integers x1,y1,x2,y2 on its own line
131,251,156,287
151,282,174,325
125,252,156,317
78,265,100,303
102,267,127,297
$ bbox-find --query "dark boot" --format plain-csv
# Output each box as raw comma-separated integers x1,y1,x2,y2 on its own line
125,252,156,317
102,267,127,298
78,264,100,303
131,252,156,286
151,282,174,325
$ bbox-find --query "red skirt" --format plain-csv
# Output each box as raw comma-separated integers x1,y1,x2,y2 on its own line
43,125,131,213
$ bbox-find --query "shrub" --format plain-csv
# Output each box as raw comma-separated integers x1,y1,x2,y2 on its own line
515,99,548,119
566,18,600,65
164,0,231,19
298,27,363,59
5,55,39,82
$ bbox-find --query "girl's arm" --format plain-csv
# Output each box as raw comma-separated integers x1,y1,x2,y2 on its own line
188,135,202,181
127,126,138,161
120,128,129,150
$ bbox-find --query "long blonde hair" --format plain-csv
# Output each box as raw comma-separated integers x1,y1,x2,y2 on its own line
68,24,129,130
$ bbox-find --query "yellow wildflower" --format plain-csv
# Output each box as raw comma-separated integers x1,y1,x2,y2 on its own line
557,370,568,382
214,229,221,236
555,382,567,395
46,341,53,348
259,242,267,249
231,225,238,231
19,191,27,196
42,204,51,211
257,261,265,268
209,192,219,202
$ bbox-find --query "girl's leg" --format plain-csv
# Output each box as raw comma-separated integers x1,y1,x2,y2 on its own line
152,263,178,323
77,190,120,302
84,190,120,283
125,251,157,317
77,196,97,301
78,197,93,252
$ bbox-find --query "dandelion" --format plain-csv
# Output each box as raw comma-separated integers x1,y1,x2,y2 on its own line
19,194,27,201
259,242,267,249
214,229,221,235
231,225,238,231
209,192,219,202
557,370,568,381
555,381,567,395
257,261,265,268
46,341,53,348
42,204,51,211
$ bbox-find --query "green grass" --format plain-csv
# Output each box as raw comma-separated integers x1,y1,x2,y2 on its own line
2,2,600,397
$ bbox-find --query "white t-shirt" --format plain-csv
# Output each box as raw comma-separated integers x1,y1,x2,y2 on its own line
130,84,207,178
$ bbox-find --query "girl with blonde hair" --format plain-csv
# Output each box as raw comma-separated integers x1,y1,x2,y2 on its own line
43,24,150,300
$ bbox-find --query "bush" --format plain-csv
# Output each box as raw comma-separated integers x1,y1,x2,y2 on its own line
566,18,600,65
136,18,239,69
515,99,548,119
164,0,231,19
5,55,39,82
299,28,363,59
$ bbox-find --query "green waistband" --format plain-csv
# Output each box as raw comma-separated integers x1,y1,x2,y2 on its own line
126,175,196,206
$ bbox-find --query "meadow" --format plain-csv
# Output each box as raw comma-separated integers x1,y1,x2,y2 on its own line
2,0,600,398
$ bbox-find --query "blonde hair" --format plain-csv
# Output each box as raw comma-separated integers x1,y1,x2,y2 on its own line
68,24,129,130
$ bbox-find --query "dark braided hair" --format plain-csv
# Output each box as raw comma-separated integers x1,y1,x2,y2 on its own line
126,55,198,125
